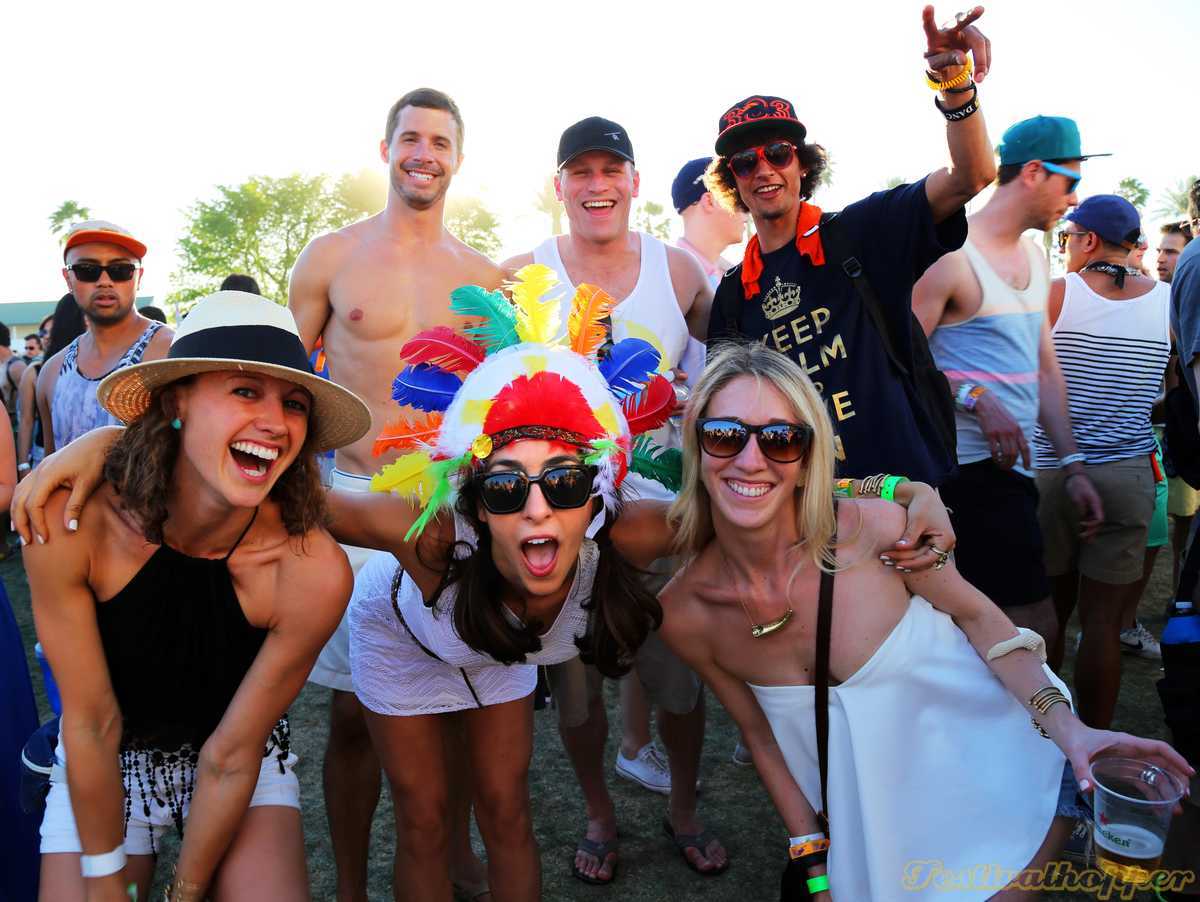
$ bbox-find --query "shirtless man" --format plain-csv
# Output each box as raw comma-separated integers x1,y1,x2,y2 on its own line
288,88,501,902
502,116,724,885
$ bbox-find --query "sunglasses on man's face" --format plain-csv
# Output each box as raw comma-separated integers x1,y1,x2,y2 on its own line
697,418,813,464
475,465,596,515
66,262,139,283
728,142,797,179
1040,161,1082,196
1057,229,1090,253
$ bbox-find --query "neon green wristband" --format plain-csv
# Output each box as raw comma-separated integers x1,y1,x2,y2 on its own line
880,475,909,502
806,873,831,894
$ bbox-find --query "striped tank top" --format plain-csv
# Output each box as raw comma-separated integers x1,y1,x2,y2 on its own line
1032,274,1170,467
927,238,1047,476
52,321,163,449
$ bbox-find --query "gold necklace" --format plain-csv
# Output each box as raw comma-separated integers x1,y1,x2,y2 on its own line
745,604,794,638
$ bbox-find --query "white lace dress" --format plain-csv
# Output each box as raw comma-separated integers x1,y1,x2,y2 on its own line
348,524,599,716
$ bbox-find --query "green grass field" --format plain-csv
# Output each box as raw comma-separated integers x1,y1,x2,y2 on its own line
5,548,1184,901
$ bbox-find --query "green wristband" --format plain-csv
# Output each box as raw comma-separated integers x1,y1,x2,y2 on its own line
880,475,909,502
806,873,831,894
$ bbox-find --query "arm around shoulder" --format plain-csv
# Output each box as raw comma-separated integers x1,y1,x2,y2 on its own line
288,233,342,352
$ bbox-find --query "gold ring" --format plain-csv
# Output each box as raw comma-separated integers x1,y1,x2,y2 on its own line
934,558,948,570
930,545,948,556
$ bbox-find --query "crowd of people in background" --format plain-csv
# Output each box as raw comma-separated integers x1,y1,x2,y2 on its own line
2,5,1199,902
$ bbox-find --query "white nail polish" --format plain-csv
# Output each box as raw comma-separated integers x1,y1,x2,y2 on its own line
68,519,78,532
19,535,26,546
35,534,44,544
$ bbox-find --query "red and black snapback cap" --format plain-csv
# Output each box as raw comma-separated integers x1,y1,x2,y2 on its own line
715,96,806,157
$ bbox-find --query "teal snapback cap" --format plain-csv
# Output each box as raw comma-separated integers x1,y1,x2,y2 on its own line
997,116,1111,166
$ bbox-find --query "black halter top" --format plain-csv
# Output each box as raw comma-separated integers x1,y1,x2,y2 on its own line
95,509,290,837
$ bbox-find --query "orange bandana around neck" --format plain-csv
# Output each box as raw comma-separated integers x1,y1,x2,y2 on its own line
741,202,825,299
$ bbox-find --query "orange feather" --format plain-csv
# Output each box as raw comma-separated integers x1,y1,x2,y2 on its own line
372,411,444,456
567,284,616,358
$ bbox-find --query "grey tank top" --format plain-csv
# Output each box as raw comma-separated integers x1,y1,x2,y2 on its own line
52,321,163,449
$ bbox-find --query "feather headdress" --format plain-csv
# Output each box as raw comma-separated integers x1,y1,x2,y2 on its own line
371,264,680,538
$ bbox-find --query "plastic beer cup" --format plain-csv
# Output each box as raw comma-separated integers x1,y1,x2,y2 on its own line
1091,757,1183,884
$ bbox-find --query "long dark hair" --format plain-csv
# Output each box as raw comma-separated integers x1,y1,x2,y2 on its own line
103,381,328,543
45,294,87,359
422,480,662,678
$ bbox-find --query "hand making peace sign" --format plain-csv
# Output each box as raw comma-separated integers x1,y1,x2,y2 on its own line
922,5,992,83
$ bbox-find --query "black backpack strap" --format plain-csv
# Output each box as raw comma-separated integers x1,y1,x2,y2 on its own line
814,504,837,837
719,267,747,342
819,214,910,378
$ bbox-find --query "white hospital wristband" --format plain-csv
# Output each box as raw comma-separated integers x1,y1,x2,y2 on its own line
80,844,127,878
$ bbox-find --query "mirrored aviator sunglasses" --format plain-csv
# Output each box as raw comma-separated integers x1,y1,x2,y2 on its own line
727,141,797,179
67,262,139,283
697,418,813,463
475,465,597,515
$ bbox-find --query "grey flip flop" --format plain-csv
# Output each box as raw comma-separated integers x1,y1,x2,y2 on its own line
662,818,729,877
572,836,619,886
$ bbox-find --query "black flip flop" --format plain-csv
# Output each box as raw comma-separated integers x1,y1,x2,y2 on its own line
662,818,729,877
572,836,619,886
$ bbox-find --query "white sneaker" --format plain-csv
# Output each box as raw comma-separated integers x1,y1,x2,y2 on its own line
615,744,671,795
1119,621,1162,659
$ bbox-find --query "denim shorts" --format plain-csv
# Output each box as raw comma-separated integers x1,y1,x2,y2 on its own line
1056,761,1093,821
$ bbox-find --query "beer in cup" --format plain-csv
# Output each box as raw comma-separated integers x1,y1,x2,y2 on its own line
1091,757,1184,884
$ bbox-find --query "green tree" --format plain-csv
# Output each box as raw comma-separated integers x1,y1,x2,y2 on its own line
1115,176,1150,212
49,200,91,241
882,176,907,190
634,201,672,240
445,197,502,258
169,174,365,309
334,168,387,221
534,176,564,235
1154,177,1199,222
819,151,835,189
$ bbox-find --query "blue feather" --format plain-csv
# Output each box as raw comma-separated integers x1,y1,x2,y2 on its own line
391,363,462,412
599,338,661,399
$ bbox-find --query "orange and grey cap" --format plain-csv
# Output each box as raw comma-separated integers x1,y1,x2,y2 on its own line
63,220,147,262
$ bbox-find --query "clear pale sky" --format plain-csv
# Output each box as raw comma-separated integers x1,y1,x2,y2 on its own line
5,0,1198,304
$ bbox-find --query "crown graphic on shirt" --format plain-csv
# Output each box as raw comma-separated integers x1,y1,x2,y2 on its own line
762,276,802,321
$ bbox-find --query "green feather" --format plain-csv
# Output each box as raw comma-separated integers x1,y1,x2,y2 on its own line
449,285,520,352
583,438,619,466
630,435,683,493
403,452,472,542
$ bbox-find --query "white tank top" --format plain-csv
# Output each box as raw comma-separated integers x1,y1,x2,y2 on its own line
533,232,689,502
928,239,1047,476
1032,274,1170,467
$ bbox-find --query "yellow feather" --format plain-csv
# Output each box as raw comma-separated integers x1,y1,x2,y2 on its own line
594,404,620,438
510,263,561,344
523,353,548,378
371,452,436,503
567,284,616,357
461,398,494,425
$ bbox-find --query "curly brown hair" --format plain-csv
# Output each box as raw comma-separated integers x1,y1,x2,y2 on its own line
103,380,328,544
704,141,828,214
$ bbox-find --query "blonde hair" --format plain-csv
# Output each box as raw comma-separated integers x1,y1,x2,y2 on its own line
668,342,838,572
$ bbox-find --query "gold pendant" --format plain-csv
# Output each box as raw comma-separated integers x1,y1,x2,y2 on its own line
750,606,794,638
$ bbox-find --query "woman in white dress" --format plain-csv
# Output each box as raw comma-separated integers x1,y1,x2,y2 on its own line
659,342,1193,901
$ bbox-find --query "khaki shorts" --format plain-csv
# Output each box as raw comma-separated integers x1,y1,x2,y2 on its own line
544,557,701,728
1037,456,1156,585
1168,476,1200,518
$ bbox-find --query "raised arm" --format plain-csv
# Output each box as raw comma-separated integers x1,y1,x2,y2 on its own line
171,537,351,895
25,492,130,899
919,6,996,222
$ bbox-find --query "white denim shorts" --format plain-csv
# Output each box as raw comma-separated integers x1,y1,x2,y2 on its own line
40,748,299,856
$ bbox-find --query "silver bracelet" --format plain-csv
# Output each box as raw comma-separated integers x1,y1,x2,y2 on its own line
1059,453,1086,468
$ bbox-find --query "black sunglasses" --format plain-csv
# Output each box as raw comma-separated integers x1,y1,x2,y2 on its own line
475,465,596,515
1057,229,1090,253
697,417,813,463
66,262,139,283
728,142,797,179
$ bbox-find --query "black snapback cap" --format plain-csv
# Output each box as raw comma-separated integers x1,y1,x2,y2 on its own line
557,117,635,169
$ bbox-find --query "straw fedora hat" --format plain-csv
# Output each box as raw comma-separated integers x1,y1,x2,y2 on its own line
98,290,370,452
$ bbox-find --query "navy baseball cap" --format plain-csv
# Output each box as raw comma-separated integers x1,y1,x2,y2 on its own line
715,96,806,157
997,116,1110,166
1065,195,1142,249
557,117,635,169
672,158,712,213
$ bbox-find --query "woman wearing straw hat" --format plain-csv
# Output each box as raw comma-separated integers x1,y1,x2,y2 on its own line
25,290,370,902
16,272,954,900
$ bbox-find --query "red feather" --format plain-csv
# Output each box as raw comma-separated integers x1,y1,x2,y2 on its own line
399,327,485,374
372,411,444,456
621,375,676,435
